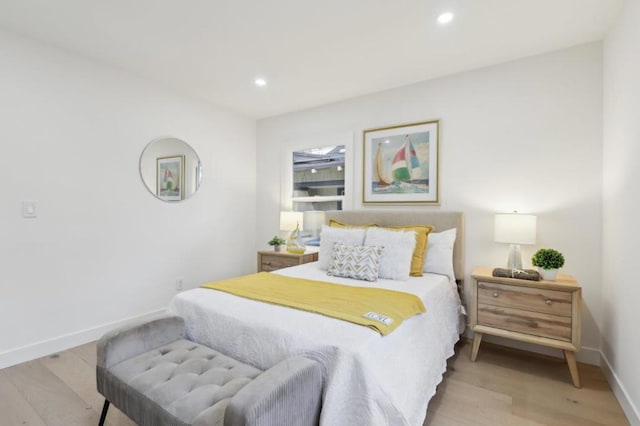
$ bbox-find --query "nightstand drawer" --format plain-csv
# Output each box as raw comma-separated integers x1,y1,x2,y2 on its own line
260,255,297,271
257,251,318,272
478,281,572,317
478,303,572,341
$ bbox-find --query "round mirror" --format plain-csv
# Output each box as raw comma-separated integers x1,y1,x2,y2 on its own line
139,137,202,201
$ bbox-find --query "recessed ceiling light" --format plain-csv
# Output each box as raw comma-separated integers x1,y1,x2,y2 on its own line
254,78,267,87
437,12,454,24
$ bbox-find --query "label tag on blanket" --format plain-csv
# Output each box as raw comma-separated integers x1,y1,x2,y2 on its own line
364,312,394,325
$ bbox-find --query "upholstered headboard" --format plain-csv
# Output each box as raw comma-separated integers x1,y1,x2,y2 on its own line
324,211,465,282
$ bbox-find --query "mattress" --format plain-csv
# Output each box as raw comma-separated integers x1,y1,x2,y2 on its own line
167,262,461,426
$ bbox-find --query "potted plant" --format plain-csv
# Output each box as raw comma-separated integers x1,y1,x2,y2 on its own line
531,248,565,281
267,236,286,252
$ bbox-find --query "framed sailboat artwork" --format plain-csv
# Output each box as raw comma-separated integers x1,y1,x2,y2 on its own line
156,155,185,201
362,120,439,204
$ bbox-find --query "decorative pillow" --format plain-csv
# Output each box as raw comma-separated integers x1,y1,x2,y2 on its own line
329,219,378,229
327,243,383,282
383,225,433,277
423,228,457,283
318,225,366,270
364,227,416,281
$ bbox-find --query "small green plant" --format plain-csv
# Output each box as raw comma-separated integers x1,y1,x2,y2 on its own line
267,236,286,246
531,248,565,270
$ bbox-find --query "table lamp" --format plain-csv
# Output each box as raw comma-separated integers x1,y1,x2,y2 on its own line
303,211,325,237
280,211,303,234
494,212,537,269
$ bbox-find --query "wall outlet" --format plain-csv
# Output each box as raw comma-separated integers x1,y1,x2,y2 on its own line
175,277,184,292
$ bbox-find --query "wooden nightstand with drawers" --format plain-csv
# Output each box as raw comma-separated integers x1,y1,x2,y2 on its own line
257,250,319,272
470,267,582,387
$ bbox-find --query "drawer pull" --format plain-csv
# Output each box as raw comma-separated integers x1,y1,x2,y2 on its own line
265,262,271,265
492,292,499,298
545,299,552,305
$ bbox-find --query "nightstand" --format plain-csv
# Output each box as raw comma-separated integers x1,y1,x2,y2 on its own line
257,250,319,272
470,267,582,387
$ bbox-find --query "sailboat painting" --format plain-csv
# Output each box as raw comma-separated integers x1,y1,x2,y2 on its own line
363,120,439,204
157,155,185,201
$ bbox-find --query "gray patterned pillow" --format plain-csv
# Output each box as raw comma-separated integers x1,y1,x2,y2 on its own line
327,242,383,282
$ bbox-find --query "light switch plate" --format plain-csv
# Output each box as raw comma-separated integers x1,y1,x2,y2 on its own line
22,201,37,218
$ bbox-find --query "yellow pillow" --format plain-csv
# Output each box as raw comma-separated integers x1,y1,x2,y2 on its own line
329,219,378,229
384,225,434,276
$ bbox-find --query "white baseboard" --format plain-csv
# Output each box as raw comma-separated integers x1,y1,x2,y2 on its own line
601,352,640,426
0,309,166,370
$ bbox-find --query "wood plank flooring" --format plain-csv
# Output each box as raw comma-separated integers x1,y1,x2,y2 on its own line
0,343,135,426
425,341,629,426
0,339,628,425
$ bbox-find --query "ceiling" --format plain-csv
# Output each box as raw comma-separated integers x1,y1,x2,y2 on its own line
0,0,623,119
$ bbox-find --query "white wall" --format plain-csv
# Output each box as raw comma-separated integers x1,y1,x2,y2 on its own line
603,0,640,422
257,43,603,363
0,29,256,367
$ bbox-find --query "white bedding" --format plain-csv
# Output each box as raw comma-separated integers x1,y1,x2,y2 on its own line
167,262,461,426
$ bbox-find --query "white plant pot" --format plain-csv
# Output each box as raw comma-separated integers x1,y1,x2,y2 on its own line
538,268,558,281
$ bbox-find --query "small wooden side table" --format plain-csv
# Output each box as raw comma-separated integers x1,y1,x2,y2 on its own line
470,267,582,387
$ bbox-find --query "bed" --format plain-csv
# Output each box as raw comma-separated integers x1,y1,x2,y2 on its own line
168,211,465,426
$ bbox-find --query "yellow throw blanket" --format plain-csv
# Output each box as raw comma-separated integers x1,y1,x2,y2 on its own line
201,272,425,335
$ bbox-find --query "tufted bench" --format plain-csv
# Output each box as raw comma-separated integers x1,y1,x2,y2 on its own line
96,315,322,426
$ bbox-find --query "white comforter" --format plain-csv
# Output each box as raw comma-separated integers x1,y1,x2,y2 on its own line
167,263,461,426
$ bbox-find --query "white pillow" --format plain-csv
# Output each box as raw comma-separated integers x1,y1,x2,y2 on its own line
327,243,383,282
423,228,457,283
318,225,366,270
364,227,416,281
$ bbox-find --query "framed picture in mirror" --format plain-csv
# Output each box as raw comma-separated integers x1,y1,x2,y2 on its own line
156,155,185,201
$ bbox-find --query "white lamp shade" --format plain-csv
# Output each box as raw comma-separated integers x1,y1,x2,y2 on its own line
303,211,325,235
494,213,537,245
280,211,303,232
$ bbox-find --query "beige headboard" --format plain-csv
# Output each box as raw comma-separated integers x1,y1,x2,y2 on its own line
324,210,465,282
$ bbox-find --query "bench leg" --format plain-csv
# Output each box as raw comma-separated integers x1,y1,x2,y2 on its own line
99,400,110,426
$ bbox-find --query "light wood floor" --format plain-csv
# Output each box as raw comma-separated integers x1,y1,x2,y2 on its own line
425,341,629,426
0,340,628,425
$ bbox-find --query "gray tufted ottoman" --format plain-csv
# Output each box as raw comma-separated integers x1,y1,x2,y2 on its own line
96,315,322,426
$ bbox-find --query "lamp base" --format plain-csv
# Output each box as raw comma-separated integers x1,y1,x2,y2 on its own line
505,244,523,270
